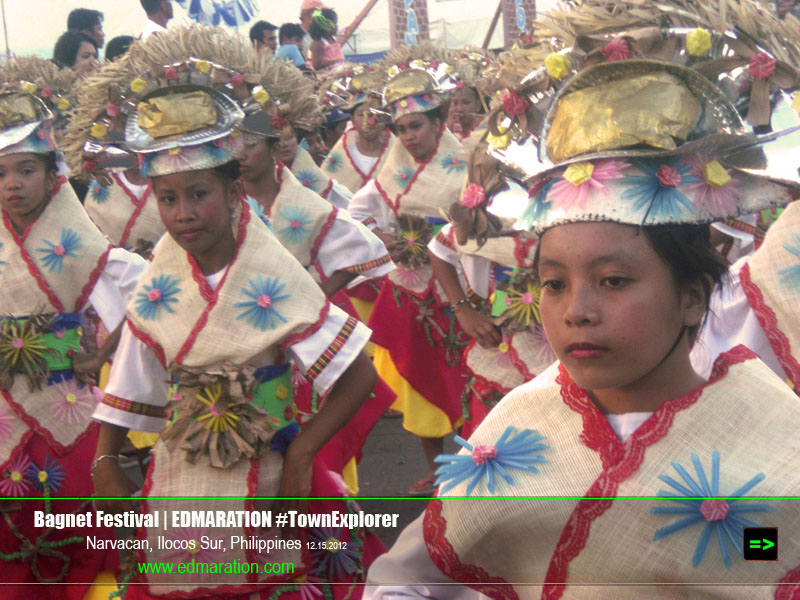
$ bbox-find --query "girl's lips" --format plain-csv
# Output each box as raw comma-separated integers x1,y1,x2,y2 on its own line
7,195,23,205
179,230,202,239
565,343,609,359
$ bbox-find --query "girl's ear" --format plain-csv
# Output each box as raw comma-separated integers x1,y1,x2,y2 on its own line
45,170,59,196
227,179,243,209
681,274,713,328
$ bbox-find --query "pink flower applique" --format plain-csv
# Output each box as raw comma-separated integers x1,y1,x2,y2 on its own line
49,379,96,426
0,403,18,439
501,91,530,117
684,155,741,215
602,37,632,62
549,159,628,212
0,453,31,498
394,265,424,288
460,183,485,208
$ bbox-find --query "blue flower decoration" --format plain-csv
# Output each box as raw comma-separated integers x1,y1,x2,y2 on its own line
621,158,698,223
0,241,5,274
277,206,313,245
299,138,310,151
134,274,181,320
652,450,776,569
778,233,800,294
519,180,555,229
244,197,273,230
270,422,300,454
27,455,65,494
308,527,361,579
88,178,110,204
394,167,415,190
325,152,343,173
434,426,548,496
441,153,466,174
36,228,82,273
235,276,290,331
296,169,320,191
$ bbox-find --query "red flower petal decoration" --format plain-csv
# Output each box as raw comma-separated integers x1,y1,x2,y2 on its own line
83,160,98,173
231,74,244,87
460,183,486,208
41,87,53,98
164,66,178,80
501,91,530,117
602,37,632,62
106,104,121,117
656,165,682,188
272,115,288,130
749,52,776,80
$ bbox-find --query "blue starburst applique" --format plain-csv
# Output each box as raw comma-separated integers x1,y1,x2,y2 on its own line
296,169,320,192
234,276,290,331
434,426,549,496
394,167,415,190
36,228,82,273
277,206,313,245
88,178,110,204
308,527,362,579
27,455,65,494
134,274,181,320
0,241,5,274
441,153,466,174
519,180,555,229
651,450,776,569
621,158,698,223
299,138,310,151
777,233,800,294
325,152,343,174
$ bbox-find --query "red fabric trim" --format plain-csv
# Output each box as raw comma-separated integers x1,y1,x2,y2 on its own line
113,173,153,248
343,129,391,185
513,237,537,268
320,177,334,201
174,201,251,365
776,565,800,599
279,299,331,354
542,346,755,598
424,498,518,599
375,124,444,216
2,209,64,312
308,206,338,266
1,387,98,457
128,319,167,370
74,244,111,312
0,428,35,475
740,262,800,391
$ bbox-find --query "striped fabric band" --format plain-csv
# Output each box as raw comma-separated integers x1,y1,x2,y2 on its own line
466,286,484,306
435,229,455,251
101,393,167,418
362,217,377,227
306,316,358,382
342,254,392,274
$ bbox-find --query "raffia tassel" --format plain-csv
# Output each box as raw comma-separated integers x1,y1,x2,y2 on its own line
449,202,476,246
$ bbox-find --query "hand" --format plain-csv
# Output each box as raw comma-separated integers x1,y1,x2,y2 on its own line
71,350,103,386
373,227,397,248
271,446,313,537
92,459,139,513
455,304,501,348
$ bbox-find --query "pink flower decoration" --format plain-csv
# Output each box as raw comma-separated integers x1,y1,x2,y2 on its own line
257,294,272,308
12,338,24,350
529,325,557,366
549,159,628,212
148,289,162,302
749,52,776,80
0,404,18,440
451,121,463,134
700,498,730,522
455,81,464,89
602,37,632,62
49,379,95,426
398,62,408,69
106,104,121,117
53,244,65,257
460,183,485,208
299,576,326,600
521,292,534,305
83,160,98,173
54,329,65,338
164,66,178,80
429,60,438,69
472,444,498,464
231,74,244,86
501,91,530,117
656,165,682,188
394,265,424,287
212,139,224,148
41,87,53,98
272,115,288,130
0,454,31,498
684,154,741,215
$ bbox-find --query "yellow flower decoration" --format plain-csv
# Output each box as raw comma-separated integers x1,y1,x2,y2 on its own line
253,88,270,104
702,160,732,188
401,229,427,256
130,78,147,94
10,471,23,483
91,123,108,139
57,98,70,111
196,60,211,73
168,147,182,155
486,130,511,151
563,162,595,186
793,93,800,114
505,280,542,327
545,53,570,80
498,342,510,354
400,99,408,108
66,393,77,405
445,65,454,74
22,82,36,94
37,470,48,484
275,384,289,401
195,382,241,433
187,540,200,555
687,28,712,57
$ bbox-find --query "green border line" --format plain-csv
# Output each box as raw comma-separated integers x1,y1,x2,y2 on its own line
7,496,800,500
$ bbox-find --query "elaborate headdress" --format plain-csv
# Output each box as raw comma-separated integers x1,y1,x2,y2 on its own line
316,62,383,112
479,0,800,233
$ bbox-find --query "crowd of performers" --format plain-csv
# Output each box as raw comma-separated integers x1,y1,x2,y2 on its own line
2,0,800,598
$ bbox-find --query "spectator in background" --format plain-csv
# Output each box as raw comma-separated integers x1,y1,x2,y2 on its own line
53,30,98,76
309,8,346,72
141,0,173,39
322,106,350,149
299,0,330,58
67,8,105,48
106,35,134,62
276,23,307,68
249,20,278,53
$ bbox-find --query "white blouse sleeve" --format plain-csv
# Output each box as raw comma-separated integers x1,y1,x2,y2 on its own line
91,321,170,433
316,210,393,280
327,181,354,210
427,224,460,267
365,512,488,600
348,180,382,228
285,303,371,396
87,247,149,331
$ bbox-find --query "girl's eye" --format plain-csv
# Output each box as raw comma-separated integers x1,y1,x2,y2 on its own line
158,195,175,204
193,190,208,200
540,279,565,292
601,276,628,289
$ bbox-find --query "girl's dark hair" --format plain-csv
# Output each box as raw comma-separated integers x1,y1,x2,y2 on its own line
421,107,443,123
38,151,58,173
52,30,97,68
310,9,337,40
105,35,134,62
212,160,241,183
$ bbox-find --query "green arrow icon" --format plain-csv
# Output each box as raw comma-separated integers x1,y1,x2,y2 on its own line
762,539,775,551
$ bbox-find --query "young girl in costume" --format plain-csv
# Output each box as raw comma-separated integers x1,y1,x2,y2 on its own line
444,50,493,147
0,60,148,598
366,0,800,595
87,27,383,598
348,58,469,496
309,8,347,74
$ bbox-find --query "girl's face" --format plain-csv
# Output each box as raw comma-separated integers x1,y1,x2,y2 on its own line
537,222,706,398
395,113,440,161
153,169,240,272
448,87,481,125
73,41,98,76
276,124,299,166
353,103,383,141
0,153,57,232
238,138,273,181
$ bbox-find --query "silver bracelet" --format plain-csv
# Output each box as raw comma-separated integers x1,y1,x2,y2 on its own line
91,454,119,475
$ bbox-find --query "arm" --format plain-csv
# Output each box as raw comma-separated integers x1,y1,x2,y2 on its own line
311,40,341,71
430,252,500,348
92,422,139,513
72,323,123,386
319,270,358,297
